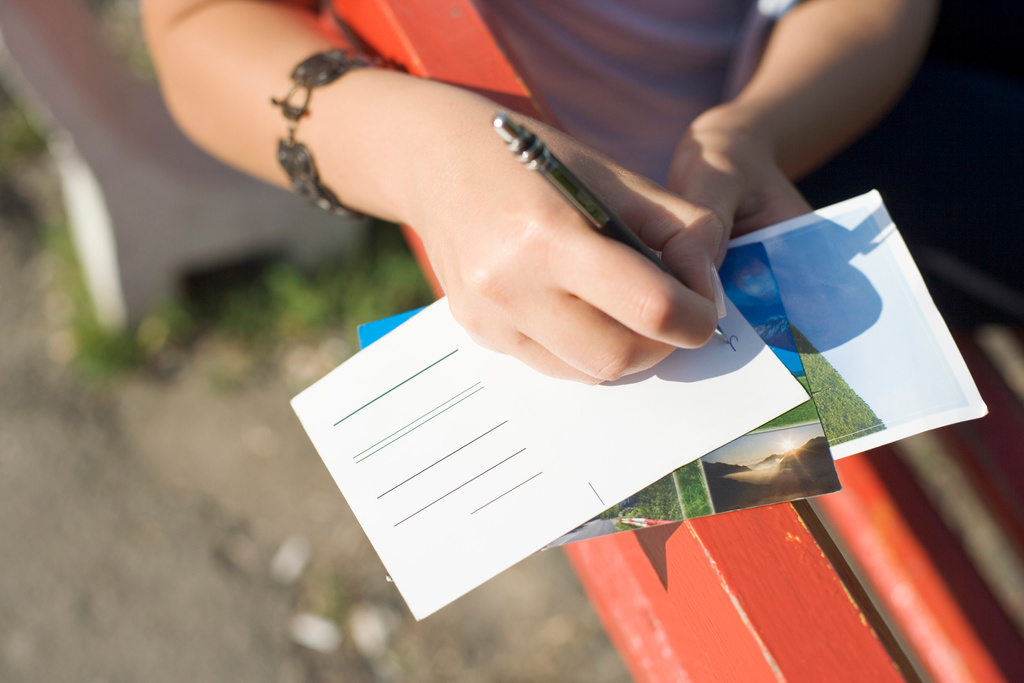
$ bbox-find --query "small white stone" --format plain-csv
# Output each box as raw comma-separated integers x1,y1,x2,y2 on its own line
269,535,312,585
318,336,352,365
242,423,279,460
348,604,399,660
287,612,343,653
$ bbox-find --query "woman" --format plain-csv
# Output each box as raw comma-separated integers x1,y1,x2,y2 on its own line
142,0,938,382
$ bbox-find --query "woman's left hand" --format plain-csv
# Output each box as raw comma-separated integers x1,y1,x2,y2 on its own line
664,105,812,266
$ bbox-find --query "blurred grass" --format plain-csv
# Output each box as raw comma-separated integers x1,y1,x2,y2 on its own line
2,73,433,379
0,13,435,381
87,0,156,80
0,93,48,169
43,223,146,377
48,218,435,380
186,225,433,350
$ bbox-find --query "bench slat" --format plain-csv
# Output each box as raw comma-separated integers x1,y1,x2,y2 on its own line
565,501,912,682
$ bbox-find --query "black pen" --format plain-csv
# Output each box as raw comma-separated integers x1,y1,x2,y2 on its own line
492,112,673,276
492,112,727,325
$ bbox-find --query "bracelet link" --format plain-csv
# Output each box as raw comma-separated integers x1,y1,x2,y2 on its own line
272,49,378,216
270,84,312,124
277,139,353,216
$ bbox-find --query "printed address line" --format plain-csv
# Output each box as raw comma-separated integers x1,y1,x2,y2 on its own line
377,421,508,499
353,383,484,463
393,448,527,527
471,472,544,515
333,349,458,426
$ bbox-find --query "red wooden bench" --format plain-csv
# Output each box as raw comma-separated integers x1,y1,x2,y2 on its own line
326,2,1024,680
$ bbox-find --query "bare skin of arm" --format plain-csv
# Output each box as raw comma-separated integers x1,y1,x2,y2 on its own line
666,0,939,251
142,0,937,382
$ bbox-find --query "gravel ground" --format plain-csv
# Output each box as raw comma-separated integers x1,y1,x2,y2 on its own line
0,159,629,682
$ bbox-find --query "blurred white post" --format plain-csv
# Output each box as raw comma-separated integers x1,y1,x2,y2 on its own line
0,0,367,330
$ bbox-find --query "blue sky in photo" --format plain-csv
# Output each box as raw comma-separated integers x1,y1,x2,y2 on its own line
721,242,805,377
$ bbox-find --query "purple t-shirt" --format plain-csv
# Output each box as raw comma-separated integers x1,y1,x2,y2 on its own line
480,0,757,183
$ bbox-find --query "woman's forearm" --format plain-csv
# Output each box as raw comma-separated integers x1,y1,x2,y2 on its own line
142,0,492,225
706,0,939,179
142,0,337,186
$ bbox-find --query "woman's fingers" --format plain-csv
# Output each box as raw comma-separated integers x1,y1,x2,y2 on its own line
463,295,676,383
464,328,603,383
553,221,721,348
450,229,715,382
421,105,737,383
512,291,677,381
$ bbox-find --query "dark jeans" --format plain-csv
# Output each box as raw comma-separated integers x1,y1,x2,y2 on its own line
798,4,1024,327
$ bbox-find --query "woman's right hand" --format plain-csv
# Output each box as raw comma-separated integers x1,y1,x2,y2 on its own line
143,0,724,383
317,73,725,383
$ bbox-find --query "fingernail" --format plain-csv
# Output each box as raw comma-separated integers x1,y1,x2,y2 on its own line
709,264,727,319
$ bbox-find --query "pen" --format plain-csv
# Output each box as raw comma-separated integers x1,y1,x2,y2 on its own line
492,112,673,277
492,112,728,331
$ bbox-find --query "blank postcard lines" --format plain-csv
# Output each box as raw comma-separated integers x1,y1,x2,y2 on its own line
333,349,458,426
392,448,527,527
588,482,605,506
471,472,543,515
377,421,508,499
353,383,484,463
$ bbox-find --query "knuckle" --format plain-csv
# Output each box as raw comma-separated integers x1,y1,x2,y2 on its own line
517,210,561,261
689,207,729,249
588,335,670,382
660,206,730,269
463,211,560,302
683,305,720,347
632,285,676,337
451,304,522,356
463,262,505,301
629,283,720,349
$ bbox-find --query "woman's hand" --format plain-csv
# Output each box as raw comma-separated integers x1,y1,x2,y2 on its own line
395,93,725,383
666,105,812,258
661,0,940,242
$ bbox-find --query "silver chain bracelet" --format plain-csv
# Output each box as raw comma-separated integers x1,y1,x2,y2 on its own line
271,50,379,216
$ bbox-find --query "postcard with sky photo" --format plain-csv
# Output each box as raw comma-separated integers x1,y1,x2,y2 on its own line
730,191,986,457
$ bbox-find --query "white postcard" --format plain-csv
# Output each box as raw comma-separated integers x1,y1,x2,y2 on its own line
291,298,807,619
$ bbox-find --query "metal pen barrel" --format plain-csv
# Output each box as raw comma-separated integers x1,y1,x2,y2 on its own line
493,113,672,275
